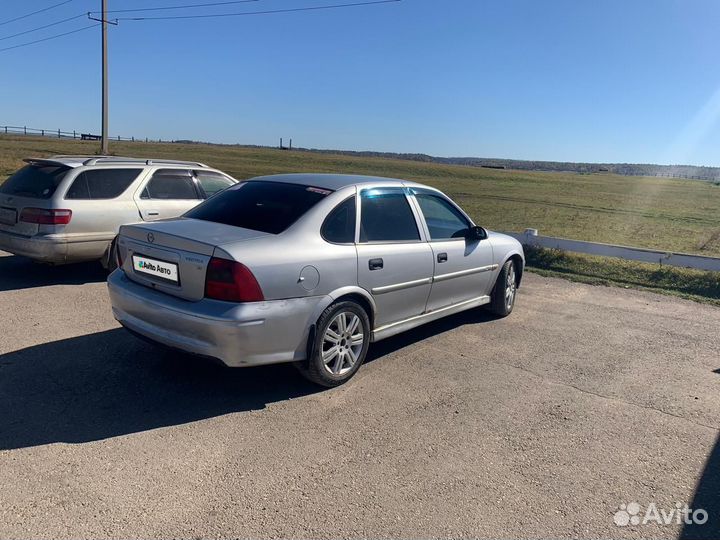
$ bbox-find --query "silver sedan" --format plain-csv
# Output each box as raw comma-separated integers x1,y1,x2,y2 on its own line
107,174,524,386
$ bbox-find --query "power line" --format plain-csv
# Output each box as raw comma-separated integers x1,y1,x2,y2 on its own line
0,14,86,42
0,23,99,53
117,0,401,22
0,0,401,54
93,0,261,15
0,0,76,27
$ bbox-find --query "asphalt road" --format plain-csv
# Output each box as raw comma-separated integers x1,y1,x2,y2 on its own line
0,250,718,539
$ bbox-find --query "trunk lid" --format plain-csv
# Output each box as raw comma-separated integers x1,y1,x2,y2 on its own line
0,194,52,236
118,218,271,301
0,161,73,237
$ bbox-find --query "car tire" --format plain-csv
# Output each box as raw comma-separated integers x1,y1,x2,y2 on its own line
296,300,371,387
105,236,119,273
488,259,517,317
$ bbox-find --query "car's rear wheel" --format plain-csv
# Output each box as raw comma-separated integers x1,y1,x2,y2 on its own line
297,300,370,387
488,259,517,317
104,236,119,273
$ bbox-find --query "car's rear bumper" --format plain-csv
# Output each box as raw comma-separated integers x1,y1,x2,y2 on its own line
107,270,326,367
0,230,111,264
0,230,67,263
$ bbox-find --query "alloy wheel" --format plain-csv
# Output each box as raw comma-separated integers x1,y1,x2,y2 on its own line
505,263,516,310
321,311,365,376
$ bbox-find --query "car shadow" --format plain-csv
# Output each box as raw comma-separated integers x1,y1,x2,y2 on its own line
0,328,319,450
0,253,107,292
681,432,720,539
365,307,495,363
0,309,497,450
713,368,720,375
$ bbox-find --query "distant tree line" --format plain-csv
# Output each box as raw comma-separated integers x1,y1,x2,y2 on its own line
168,139,720,182
302,150,720,181
432,157,720,181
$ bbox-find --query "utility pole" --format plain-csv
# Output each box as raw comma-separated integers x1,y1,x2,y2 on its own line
89,2,116,154
101,0,108,154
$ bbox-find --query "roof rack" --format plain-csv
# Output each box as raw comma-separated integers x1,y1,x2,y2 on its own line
50,155,99,159
82,157,208,168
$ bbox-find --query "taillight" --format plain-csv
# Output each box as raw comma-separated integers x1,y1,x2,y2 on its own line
205,257,264,302
20,208,72,225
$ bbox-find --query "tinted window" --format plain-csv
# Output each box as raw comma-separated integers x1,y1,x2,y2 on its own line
322,197,356,243
359,189,420,242
185,181,331,234
415,193,470,240
65,169,142,199
141,169,199,200
195,171,235,197
0,164,70,199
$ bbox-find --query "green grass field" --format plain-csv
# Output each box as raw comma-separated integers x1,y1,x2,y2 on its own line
524,247,720,306
2,134,719,303
2,134,720,257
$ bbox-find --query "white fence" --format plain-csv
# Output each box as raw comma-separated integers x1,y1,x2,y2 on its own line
504,229,720,272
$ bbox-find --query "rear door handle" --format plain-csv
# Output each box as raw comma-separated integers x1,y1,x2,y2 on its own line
437,252,448,263
368,258,384,270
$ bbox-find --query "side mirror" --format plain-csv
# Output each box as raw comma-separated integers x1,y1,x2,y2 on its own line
467,226,487,241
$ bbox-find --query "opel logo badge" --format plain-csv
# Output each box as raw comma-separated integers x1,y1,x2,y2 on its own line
147,233,155,243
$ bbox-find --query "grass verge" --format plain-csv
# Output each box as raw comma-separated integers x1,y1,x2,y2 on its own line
525,246,720,306
3,135,720,257
1,136,719,304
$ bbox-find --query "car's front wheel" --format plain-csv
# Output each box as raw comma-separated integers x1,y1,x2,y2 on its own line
488,259,517,317
297,300,371,387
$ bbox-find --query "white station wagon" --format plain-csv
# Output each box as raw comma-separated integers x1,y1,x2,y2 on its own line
0,156,237,269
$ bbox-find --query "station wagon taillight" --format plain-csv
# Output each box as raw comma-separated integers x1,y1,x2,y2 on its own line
205,257,264,302
20,207,72,225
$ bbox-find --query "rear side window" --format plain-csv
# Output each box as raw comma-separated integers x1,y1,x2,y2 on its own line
0,164,70,199
359,188,420,242
65,169,142,200
141,169,199,200
195,171,235,197
185,181,331,234
322,196,356,243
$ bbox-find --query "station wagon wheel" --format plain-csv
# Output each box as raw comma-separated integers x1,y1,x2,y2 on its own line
296,300,371,387
104,235,120,273
488,259,517,317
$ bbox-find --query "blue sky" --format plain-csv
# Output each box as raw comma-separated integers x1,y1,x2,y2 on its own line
1,0,720,166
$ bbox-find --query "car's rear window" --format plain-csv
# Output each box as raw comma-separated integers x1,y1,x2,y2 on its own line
0,163,71,199
185,181,331,234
